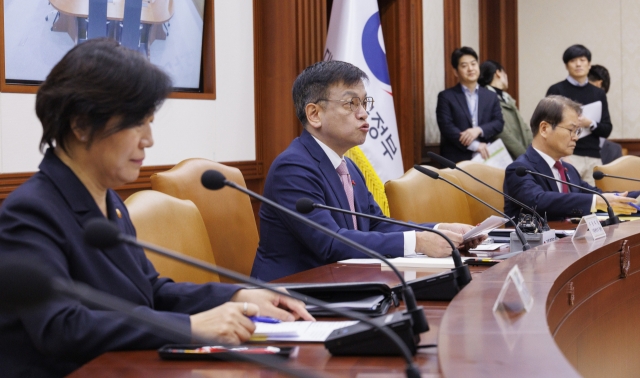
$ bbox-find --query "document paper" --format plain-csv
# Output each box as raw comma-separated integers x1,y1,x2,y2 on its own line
252,321,358,342
578,101,602,139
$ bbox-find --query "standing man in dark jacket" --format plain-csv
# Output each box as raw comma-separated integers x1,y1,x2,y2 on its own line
546,44,612,185
436,47,504,163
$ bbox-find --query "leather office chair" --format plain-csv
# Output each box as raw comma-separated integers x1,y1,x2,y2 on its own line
151,159,258,283
385,166,473,224
594,155,640,192
449,161,506,225
124,190,219,283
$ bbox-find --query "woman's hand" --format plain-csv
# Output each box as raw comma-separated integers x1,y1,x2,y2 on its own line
231,288,315,322
190,302,259,345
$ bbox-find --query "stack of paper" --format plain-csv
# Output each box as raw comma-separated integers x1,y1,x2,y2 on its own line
251,321,358,342
339,256,471,269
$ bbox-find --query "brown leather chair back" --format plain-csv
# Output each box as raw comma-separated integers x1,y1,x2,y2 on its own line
450,161,506,225
385,166,473,224
151,159,258,282
124,190,219,283
594,156,640,193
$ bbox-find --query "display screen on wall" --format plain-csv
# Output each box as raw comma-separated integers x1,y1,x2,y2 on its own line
3,0,207,92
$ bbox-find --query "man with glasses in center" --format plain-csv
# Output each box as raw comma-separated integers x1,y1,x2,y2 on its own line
251,61,482,281
503,95,639,221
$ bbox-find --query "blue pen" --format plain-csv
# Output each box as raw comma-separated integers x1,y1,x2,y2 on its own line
248,316,281,324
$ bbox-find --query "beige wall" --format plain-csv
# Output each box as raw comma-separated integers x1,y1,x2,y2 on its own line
423,0,445,144
460,0,479,54
0,0,255,173
518,0,640,139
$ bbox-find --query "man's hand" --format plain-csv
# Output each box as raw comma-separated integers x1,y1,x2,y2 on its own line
190,302,258,345
598,192,638,215
477,143,490,160
438,223,487,249
415,229,461,257
459,127,483,146
231,288,315,322
577,116,593,129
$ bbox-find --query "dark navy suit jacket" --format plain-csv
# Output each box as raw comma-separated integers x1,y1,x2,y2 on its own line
251,130,435,282
0,149,240,377
504,146,640,221
436,83,504,162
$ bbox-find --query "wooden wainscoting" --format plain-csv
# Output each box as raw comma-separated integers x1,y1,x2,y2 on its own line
0,160,265,228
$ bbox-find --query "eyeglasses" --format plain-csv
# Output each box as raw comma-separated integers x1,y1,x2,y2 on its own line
555,125,583,137
316,97,375,112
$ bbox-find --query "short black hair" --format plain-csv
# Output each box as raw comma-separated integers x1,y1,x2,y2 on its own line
36,38,172,153
588,64,610,94
478,60,504,87
451,47,478,69
562,44,591,64
292,60,368,127
530,95,582,136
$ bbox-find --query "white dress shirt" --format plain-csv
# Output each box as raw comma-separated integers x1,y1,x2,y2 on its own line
533,147,597,211
312,136,422,256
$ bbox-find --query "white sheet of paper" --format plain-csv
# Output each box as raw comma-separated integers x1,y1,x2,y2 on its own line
470,138,513,169
463,215,509,242
470,243,507,251
339,256,472,269
253,321,358,342
578,101,602,139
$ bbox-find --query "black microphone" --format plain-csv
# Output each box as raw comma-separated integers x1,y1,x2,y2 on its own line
413,164,531,256
84,218,422,377
593,170,640,183
516,166,619,225
295,197,472,300
0,255,318,378
427,152,549,230
201,170,428,335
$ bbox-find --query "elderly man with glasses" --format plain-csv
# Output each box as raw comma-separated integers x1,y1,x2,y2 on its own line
503,95,639,221
251,61,483,281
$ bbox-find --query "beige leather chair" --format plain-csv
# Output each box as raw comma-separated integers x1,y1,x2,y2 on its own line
449,161,506,225
385,166,473,224
594,155,640,193
151,159,258,282
124,190,219,284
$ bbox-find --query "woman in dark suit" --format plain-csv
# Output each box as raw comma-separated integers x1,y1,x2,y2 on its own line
0,38,311,377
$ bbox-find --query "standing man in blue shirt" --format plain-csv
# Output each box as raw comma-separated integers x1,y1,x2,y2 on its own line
436,47,504,163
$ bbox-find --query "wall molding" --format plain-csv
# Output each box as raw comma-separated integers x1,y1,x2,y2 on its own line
0,160,263,206
479,0,519,104
443,0,461,89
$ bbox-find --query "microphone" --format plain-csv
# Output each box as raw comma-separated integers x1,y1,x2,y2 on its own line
427,152,549,230
0,255,318,378
295,197,472,300
516,166,620,225
84,219,422,377
593,170,640,183
413,164,531,256
201,170,428,335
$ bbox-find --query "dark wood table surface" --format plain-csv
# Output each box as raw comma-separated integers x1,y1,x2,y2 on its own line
70,220,640,377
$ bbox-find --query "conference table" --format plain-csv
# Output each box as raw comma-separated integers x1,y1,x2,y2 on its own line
69,220,640,377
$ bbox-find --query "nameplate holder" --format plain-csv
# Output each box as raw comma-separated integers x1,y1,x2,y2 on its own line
572,214,606,241
493,265,533,313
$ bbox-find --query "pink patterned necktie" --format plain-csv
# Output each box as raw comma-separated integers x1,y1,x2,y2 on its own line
336,160,358,230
